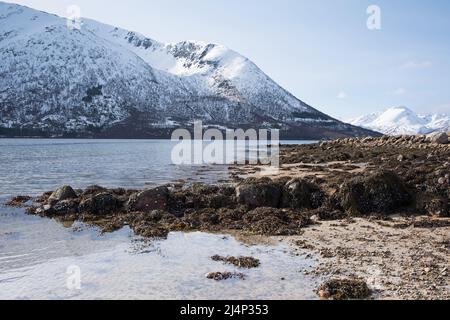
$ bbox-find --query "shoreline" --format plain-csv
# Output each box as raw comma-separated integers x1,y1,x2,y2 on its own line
286,216,449,300
5,134,450,300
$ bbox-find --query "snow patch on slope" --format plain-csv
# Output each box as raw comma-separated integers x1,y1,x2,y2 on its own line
0,2,374,138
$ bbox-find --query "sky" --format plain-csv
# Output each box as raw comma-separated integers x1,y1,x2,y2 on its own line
7,0,450,119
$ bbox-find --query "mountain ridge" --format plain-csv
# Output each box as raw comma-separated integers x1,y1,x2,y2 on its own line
0,2,376,139
347,106,450,136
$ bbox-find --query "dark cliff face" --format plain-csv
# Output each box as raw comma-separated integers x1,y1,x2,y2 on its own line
0,3,378,139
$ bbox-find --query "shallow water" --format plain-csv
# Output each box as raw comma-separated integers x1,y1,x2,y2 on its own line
0,139,318,300
0,139,232,197
0,204,318,300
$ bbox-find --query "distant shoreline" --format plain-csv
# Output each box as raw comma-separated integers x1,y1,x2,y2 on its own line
0,125,379,141
0,136,319,142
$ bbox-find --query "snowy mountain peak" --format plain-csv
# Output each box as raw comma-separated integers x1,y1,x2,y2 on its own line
348,107,450,136
0,2,375,139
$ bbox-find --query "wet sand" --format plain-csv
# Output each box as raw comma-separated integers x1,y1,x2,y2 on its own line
287,216,449,300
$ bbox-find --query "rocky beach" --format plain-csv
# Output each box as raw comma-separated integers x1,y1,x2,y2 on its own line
5,133,450,300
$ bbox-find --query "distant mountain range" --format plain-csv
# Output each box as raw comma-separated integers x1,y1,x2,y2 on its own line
347,106,450,136
0,2,375,139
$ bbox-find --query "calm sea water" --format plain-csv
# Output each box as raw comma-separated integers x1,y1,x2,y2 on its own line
0,139,314,197
0,139,318,300
0,139,230,197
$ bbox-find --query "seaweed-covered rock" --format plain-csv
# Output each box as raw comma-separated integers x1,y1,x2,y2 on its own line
243,207,311,236
182,208,221,229
216,207,247,229
339,170,412,215
236,178,282,208
282,178,324,209
208,186,236,209
127,187,169,212
208,194,234,209
48,186,78,204
5,195,32,207
314,207,348,221
206,272,246,281
79,192,122,215
82,185,108,197
52,199,79,215
211,255,260,269
317,279,371,300
181,184,236,209
131,221,169,239
425,198,449,217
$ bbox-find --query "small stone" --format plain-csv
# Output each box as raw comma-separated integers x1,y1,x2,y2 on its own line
318,289,331,299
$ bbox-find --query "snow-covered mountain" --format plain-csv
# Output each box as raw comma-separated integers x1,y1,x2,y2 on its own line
0,2,374,139
347,107,450,136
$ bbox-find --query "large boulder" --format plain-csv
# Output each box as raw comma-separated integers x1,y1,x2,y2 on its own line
79,192,122,215
339,170,412,215
236,178,282,208
282,178,324,209
48,186,78,204
127,187,169,212
429,132,449,145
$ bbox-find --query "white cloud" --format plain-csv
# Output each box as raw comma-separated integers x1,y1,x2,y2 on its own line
400,60,432,69
337,91,348,99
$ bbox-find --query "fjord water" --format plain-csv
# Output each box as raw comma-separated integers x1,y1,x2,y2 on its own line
0,139,232,197
0,139,317,300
